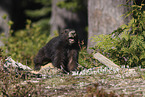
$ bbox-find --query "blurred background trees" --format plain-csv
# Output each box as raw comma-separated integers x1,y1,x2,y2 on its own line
50,0,88,46
0,0,145,68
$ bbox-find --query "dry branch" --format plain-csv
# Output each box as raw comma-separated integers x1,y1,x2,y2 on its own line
93,52,120,70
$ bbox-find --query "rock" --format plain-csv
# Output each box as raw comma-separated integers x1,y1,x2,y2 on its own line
4,57,32,71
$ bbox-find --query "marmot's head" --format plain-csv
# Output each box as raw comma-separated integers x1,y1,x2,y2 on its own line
60,29,78,45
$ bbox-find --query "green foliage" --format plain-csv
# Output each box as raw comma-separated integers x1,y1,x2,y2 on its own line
0,0,53,68
25,0,51,17
26,7,51,18
57,0,86,12
91,4,145,67
25,0,51,34
79,47,98,69
1,20,53,68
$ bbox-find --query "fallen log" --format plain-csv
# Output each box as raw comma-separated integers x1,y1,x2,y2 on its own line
93,52,120,70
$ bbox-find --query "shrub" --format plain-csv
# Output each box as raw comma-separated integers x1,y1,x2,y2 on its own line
78,47,99,69
1,19,54,68
91,4,145,67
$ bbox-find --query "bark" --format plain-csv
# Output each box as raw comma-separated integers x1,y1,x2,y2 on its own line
50,0,88,46
0,0,12,46
87,0,133,53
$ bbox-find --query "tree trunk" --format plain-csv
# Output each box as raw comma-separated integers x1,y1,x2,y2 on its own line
0,0,12,46
50,0,88,46
87,0,133,53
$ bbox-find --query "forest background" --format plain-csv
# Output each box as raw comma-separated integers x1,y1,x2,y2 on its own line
0,0,145,69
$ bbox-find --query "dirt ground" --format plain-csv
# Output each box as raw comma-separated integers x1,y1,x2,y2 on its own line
1,60,145,97
27,66,145,97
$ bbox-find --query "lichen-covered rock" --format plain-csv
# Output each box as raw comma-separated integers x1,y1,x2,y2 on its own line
4,57,32,71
